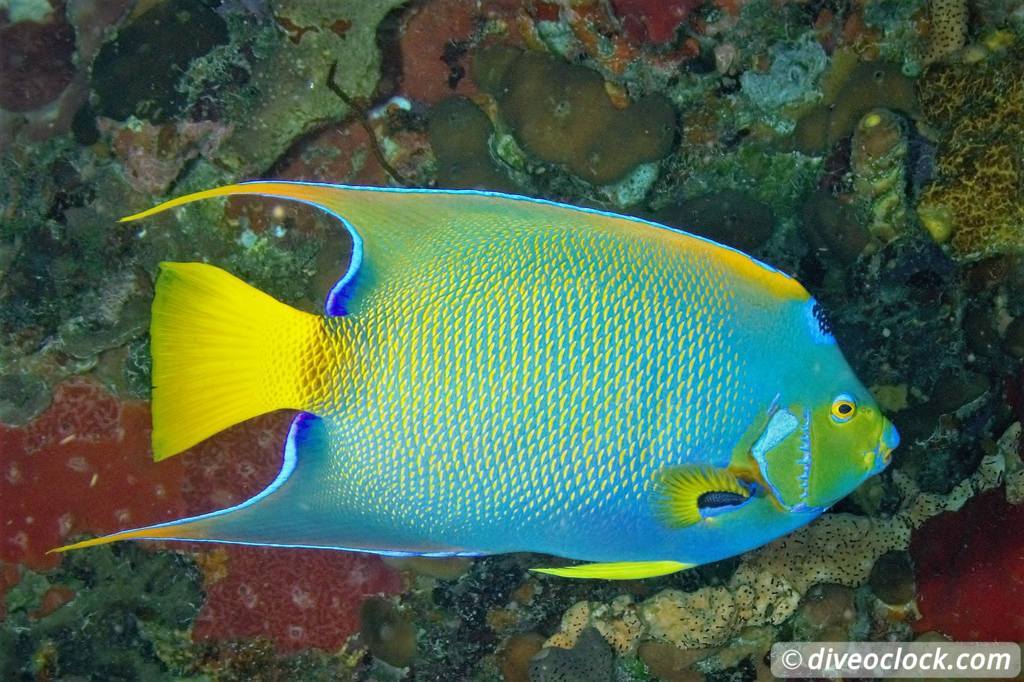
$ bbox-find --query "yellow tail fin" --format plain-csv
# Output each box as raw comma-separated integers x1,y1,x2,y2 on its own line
150,262,335,460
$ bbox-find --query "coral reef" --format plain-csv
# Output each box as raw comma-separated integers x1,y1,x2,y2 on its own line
651,190,775,252
740,35,828,131
216,0,410,173
0,380,185,570
800,191,873,265
428,96,515,191
915,54,1024,259
792,55,919,154
360,596,417,667
531,627,614,681
106,120,233,195
911,486,1024,641
0,544,203,680
395,0,523,105
499,632,546,682
193,546,401,653
90,0,229,122
868,550,917,607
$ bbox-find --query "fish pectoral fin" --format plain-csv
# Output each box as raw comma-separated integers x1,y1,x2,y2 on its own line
531,561,692,580
653,465,753,528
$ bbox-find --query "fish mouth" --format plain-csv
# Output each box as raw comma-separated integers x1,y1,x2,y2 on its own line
869,420,900,474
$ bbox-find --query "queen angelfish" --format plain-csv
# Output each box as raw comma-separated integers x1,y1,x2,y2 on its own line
52,182,899,579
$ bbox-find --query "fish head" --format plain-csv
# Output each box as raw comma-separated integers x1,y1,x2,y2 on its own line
750,299,899,512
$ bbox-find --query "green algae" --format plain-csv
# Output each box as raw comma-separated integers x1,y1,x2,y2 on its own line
0,545,203,681
863,0,929,74
664,144,822,219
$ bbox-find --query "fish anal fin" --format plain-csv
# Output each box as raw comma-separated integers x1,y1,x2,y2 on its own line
531,561,691,580
47,413,319,556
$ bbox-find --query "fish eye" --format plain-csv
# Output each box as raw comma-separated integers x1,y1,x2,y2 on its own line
830,394,857,423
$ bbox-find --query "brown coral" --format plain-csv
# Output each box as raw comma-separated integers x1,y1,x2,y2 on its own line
792,56,918,154
915,55,1024,259
476,49,677,185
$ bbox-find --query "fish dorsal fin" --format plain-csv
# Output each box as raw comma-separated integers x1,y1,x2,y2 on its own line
531,561,692,580
120,183,558,315
120,182,448,316
120,182,808,317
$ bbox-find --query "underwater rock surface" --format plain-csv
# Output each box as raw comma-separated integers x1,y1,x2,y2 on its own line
2,0,1024,678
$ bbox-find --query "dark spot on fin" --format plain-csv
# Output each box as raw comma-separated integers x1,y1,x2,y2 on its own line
697,490,749,510
653,465,752,529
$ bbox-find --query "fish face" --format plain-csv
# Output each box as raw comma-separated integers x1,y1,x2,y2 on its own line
749,299,900,513
804,394,897,508
750,391,897,513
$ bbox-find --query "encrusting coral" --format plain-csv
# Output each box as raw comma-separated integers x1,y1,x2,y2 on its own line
915,52,1024,259
427,96,515,192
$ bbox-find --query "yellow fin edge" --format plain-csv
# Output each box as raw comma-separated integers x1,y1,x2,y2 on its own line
531,560,692,580
47,523,187,555
118,184,254,222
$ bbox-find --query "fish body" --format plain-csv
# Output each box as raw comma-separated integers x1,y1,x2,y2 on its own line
54,183,898,577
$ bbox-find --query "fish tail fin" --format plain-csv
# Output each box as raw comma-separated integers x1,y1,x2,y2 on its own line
150,262,340,461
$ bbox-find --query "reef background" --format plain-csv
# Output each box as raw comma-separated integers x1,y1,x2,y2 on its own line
2,0,1024,680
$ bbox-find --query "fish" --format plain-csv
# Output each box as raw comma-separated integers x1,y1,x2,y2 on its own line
51,182,900,580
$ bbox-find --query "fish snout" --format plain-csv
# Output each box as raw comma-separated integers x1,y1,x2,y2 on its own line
870,420,900,474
